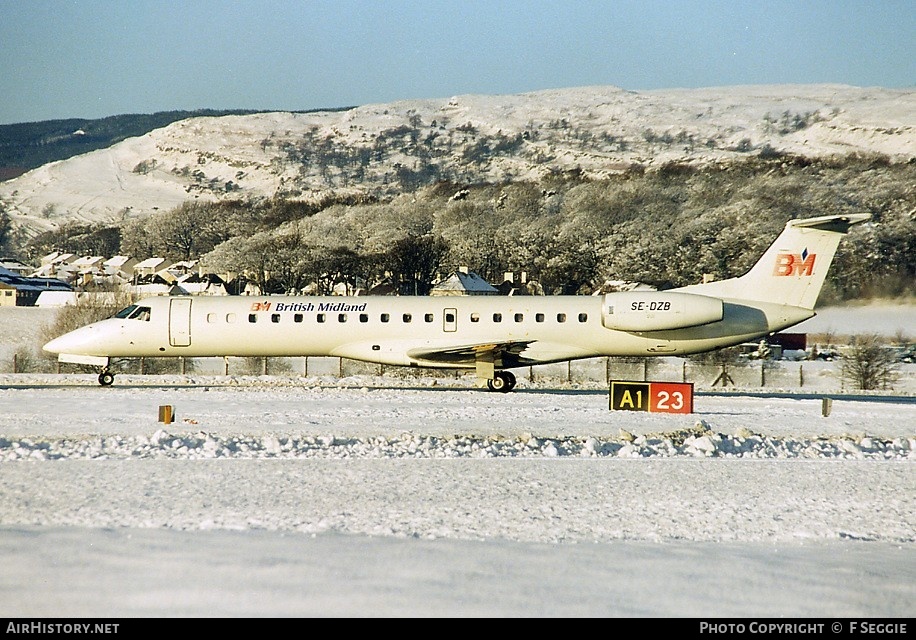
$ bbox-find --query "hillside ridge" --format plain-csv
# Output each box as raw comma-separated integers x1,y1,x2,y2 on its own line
1,84,913,239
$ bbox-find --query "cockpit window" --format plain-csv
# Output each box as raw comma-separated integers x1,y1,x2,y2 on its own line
128,306,151,321
114,305,137,319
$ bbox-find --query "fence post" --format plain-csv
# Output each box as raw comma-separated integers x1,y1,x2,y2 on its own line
567,360,572,383
224,356,229,376
760,360,765,387
180,357,186,375
712,363,734,387
303,357,308,377
12,353,17,373
799,364,804,387
682,360,687,383
262,357,268,376
605,357,610,385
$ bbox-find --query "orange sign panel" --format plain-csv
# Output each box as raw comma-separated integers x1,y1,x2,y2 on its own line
610,381,694,414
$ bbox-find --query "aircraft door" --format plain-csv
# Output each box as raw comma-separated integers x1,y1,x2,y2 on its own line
169,298,192,347
443,308,457,332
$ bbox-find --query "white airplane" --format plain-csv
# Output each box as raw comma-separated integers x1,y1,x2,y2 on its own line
44,213,870,391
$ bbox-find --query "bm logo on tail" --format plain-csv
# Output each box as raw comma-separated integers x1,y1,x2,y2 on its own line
774,249,816,276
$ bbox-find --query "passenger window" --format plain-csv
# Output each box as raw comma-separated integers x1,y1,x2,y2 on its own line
514,313,523,322
381,313,390,323
317,314,326,323
294,313,303,323
578,313,588,322
248,314,257,323
403,313,412,323
360,313,369,323
493,313,502,322
338,313,347,323
424,313,434,323
207,313,217,323
535,313,544,322
470,313,480,323
557,313,566,323
226,313,236,323
271,313,280,323
445,312,455,323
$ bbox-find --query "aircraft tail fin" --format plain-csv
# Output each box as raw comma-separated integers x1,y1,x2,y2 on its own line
678,214,870,309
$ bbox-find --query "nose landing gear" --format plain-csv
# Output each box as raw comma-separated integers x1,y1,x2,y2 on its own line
98,368,115,386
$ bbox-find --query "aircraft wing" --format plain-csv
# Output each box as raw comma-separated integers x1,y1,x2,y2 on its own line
406,340,535,367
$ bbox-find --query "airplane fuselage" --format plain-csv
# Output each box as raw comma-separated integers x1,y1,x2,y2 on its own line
43,214,870,390
55,293,810,367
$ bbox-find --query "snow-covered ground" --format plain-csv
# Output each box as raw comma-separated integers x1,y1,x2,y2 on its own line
0,304,913,617
0,383,914,617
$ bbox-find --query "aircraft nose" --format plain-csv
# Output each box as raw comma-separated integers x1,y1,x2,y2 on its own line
43,325,101,355
43,332,77,355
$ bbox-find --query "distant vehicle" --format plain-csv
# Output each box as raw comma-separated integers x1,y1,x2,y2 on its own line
44,214,870,391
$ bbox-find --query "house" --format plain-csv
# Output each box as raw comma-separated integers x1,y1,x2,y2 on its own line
430,267,499,296
166,260,199,277
0,265,74,306
131,280,189,297
68,256,108,288
32,252,79,283
40,251,77,268
133,257,169,278
72,255,105,272
103,256,138,280
177,271,228,295
0,258,32,276
366,280,398,296
495,271,544,296
0,281,17,306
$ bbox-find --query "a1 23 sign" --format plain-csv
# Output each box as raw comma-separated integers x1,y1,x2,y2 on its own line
609,381,694,414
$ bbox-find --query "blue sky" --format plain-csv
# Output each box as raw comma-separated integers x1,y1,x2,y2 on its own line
1,0,912,124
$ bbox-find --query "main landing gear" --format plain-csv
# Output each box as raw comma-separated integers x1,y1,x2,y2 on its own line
98,368,115,386
486,370,517,393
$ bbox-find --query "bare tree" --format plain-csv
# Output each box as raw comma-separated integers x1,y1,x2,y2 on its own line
841,334,900,390
385,234,448,295
0,211,12,252
146,202,218,260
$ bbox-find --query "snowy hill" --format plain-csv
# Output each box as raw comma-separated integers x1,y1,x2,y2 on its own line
1,84,913,239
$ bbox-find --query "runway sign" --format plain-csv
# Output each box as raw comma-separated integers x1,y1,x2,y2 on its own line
609,381,694,414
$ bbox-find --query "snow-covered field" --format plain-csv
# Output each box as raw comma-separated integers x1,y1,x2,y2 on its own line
0,304,913,617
